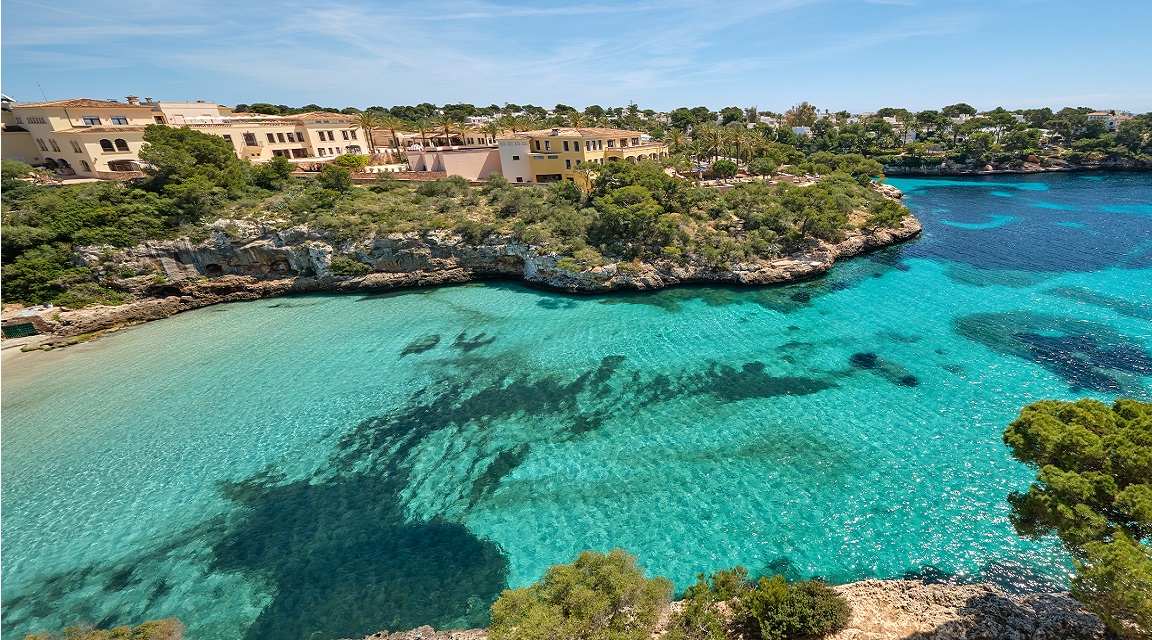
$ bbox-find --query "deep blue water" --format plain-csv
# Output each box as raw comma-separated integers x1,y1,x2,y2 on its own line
2,172,1150,639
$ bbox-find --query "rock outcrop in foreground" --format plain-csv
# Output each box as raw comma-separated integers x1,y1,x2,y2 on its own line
36,210,919,340
352,580,1105,640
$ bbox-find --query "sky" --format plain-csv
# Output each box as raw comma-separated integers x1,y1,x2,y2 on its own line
3,0,1151,114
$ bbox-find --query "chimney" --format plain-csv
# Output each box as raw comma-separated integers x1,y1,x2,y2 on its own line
145,97,153,103
126,95,140,105
551,128,560,136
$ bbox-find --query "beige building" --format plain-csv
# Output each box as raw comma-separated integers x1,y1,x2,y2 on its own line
496,127,667,185
406,146,502,181
1,95,370,178
2,97,157,176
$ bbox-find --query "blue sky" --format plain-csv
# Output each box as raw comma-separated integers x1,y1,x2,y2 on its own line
3,0,1150,113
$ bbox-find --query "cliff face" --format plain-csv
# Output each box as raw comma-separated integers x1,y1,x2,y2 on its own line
44,203,920,338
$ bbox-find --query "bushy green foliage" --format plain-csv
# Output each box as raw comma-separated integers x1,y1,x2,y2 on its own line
1004,398,1152,638
488,549,672,640
327,254,372,276
22,617,184,640
709,160,738,179
735,575,852,640
331,154,370,170
317,165,353,192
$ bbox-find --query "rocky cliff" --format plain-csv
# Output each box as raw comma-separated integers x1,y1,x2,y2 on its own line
36,195,920,339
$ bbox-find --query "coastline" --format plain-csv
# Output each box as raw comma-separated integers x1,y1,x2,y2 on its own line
7,213,922,347
356,579,1105,640
881,159,1151,177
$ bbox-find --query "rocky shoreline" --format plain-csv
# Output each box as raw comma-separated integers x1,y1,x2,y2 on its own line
882,157,1150,176
351,579,1105,640
6,199,921,344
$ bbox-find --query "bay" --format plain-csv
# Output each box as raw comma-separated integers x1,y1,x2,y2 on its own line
2,172,1150,640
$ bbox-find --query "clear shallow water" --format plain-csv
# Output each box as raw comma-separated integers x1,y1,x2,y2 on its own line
3,172,1151,639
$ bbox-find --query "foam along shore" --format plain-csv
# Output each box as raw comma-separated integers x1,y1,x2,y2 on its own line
6,207,921,345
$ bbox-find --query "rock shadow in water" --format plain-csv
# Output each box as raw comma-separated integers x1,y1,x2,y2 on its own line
401,334,441,357
849,352,919,387
695,361,837,401
955,311,1152,395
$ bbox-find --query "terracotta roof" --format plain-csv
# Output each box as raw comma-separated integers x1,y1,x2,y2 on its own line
14,98,153,109
512,127,648,138
53,126,148,134
282,111,358,122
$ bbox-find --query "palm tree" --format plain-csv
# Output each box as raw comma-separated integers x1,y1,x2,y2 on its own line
432,113,460,147
696,123,722,163
354,111,382,154
725,123,748,167
666,129,686,155
567,111,587,127
378,114,405,154
480,121,502,144
415,119,434,147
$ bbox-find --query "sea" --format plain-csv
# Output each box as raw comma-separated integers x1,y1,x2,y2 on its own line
2,171,1150,639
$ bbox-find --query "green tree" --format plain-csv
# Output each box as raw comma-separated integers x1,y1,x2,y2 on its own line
748,157,778,177
784,102,818,128
138,125,240,186
710,159,738,179
488,549,672,640
317,164,353,192
941,102,977,117
251,156,295,190
1003,399,1152,638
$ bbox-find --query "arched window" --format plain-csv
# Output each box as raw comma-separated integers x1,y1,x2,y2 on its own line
114,139,129,151
99,139,114,152
80,160,92,172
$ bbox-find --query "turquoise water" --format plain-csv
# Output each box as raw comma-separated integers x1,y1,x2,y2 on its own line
3,172,1151,639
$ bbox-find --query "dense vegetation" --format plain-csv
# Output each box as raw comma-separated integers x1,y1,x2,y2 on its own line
1004,398,1152,639
672,567,850,640
487,551,850,640
1,126,906,307
22,618,184,640
488,549,672,640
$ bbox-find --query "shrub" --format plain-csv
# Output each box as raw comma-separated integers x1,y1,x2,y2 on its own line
735,575,851,640
327,254,371,276
488,549,672,640
331,153,370,170
317,165,353,192
748,157,778,177
23,617,184,640
673,567,754,640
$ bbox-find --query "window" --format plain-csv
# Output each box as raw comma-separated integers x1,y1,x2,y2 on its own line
267,133,277,143
516,177,524,182
14,117,23,124
565,159,572,169
26,116,47,124
80,160,91,172
349,130,357,140
36,138,48,151
326,130,335,140
71,140,82,153
82,116,101,126
99,139,114,152
607,139,615,148
277,133,286,143
49,139,61,152
585,140,590,151
243,133,258,146
222,134,233,144
154,116,166,124
632,137,639,146
342,130,349,140
114,139,129,151
511,155,519,160
544,140,551,151
285,132,296,142
547,154,558,159
563,141,570,152
111,116,129,125
534,140,541,151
